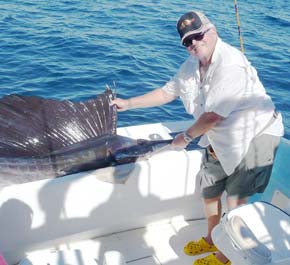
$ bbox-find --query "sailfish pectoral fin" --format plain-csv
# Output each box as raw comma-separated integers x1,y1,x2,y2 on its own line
113,151,140,165
89,163,137,184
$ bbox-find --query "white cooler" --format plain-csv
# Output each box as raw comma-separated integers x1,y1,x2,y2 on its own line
212,201,290,265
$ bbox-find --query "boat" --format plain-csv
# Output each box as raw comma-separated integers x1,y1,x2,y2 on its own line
0,120,289,265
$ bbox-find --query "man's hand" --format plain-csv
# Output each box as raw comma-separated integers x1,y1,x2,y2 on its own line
111,98,131,112
171,112,223,150
171,133,189,149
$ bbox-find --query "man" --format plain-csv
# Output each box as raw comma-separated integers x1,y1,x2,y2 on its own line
112,10,284,265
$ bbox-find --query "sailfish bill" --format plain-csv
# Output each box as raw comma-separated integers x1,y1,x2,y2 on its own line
0,88,172,187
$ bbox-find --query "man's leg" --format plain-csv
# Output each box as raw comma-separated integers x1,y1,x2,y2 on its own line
184,149,226,256
203,194,222,245
227,195,248,210
183,194,221,256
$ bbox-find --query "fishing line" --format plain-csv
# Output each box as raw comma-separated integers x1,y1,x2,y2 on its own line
234,0,245,53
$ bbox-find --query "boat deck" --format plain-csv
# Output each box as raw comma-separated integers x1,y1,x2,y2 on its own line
22,218,209,265
21,189,290,265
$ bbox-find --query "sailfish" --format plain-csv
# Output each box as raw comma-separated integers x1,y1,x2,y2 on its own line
0,88,172,187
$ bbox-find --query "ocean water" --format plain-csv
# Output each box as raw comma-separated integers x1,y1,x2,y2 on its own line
0,0,289,139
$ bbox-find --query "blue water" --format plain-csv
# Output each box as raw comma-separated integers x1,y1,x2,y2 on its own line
0,0,289,138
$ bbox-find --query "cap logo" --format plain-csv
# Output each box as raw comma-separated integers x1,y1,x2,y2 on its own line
179,18,195,30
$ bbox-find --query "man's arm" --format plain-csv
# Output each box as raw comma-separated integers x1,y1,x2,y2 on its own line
112,88,176,111
172,112,224,147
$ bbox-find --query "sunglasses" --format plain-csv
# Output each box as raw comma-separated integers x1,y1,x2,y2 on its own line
182,28,211,48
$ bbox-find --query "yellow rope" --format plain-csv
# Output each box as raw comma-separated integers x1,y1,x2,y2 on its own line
234,0,245,53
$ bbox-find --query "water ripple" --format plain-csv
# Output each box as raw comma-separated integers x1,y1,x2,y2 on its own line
0,0,289,138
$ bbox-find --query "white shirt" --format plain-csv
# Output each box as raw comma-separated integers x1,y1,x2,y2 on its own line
162,38,284,175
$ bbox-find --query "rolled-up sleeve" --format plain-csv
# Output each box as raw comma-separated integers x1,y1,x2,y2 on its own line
161,56,200,116
161,75,181,97
162,56,198,96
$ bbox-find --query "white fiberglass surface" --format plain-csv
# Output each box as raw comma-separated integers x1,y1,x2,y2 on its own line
23,218,208,265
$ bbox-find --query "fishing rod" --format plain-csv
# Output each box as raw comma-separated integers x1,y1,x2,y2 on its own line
234,0,245,53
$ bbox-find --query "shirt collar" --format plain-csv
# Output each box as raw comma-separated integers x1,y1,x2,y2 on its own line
210,37,222,65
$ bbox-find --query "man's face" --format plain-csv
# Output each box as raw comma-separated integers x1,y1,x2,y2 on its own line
183,28,216,60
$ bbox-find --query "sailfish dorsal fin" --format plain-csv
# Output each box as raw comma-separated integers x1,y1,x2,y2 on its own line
0,88,117,157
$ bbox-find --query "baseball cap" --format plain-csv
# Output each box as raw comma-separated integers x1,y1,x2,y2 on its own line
177,11,212,43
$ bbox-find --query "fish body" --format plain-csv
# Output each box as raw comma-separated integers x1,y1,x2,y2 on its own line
0,133,172,186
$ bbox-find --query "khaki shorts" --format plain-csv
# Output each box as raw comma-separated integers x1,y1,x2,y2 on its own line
198,134,281,199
